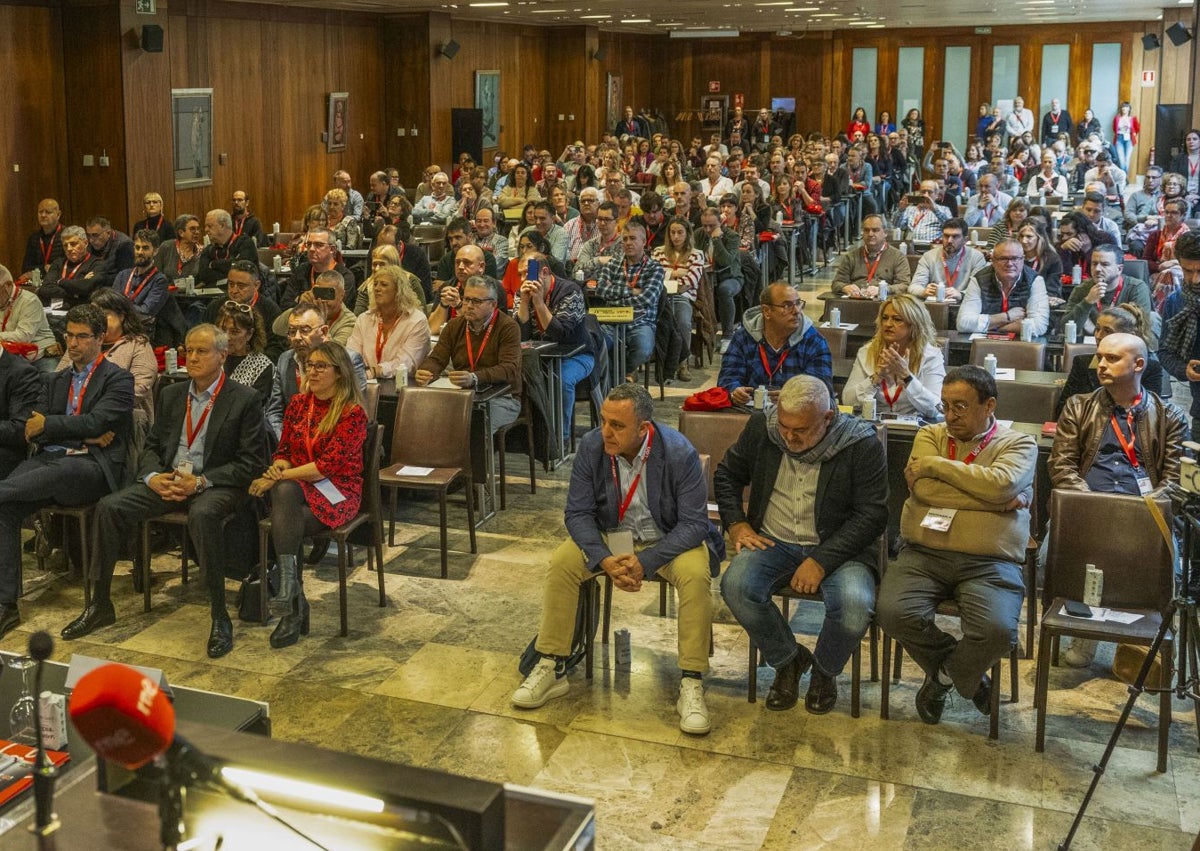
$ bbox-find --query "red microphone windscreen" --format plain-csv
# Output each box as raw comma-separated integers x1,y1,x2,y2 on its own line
68,663,175,770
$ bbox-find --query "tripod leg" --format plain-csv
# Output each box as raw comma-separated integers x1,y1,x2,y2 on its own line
1058,601,1177,850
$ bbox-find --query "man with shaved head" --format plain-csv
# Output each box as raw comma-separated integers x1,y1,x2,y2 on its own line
1049,331,1187,671
196,209,259,287
21,199,64,277
429,243,486,335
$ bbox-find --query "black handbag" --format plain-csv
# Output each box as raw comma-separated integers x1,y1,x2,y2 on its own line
236,564,279,623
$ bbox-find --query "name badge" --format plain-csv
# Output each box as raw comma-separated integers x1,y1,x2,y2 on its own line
920,507,957,532
1137,472,1153,496
1051,124,1059,134
312,477,346,505
174,460,193,475
607,529,635,556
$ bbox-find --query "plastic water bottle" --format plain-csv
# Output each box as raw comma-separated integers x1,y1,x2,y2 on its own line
164,347,178,374
1071,264,1082,287
1020,319,1033,342
984,353,997,376
935,281,946,303
1084,564,1104,607
273,255,283,273
861,397,876,419
899,242,908,256
614,628,631,670
877,280,888,301
1064,319,1077,344
272,222,280,238
754,385,766,410
829,307,841,328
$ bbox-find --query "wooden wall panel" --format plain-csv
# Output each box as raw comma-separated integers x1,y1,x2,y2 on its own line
120,0,173,232
383,14,431,189
767,37,827,138
0,3,68,270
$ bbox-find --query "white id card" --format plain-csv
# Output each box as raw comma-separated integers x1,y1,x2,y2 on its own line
174,460,194,475
312,477,347,505
1137,474,1153,496
607,530,635,556
920,507,957,532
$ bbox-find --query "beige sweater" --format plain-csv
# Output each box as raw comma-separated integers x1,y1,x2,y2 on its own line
900,421,1037,563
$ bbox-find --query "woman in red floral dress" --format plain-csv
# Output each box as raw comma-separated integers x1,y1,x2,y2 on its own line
249,341,366,648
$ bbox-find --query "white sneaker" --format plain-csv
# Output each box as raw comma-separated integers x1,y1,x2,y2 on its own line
677,678,711,735
1062,638,1099,668
512,658,569,708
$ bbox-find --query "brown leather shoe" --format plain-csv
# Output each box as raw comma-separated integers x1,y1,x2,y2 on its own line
766,643,813,711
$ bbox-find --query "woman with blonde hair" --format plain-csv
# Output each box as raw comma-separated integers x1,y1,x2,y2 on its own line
324,188,363,250
355,244,424,314
347,264,431,382
842,293,945,420
249,341,366,648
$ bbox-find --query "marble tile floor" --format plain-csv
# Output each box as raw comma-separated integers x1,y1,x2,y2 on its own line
4,264,1199,849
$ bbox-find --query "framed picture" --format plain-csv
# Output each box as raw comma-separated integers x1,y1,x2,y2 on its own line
475,71,499,149
606,73,623,135
327,92,348,152
171,88,212,189
701,95,728,134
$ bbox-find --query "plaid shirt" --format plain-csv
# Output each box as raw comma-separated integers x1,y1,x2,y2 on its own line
594,255,665,330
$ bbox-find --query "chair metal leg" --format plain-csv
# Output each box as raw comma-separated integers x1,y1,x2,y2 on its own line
438,491,449,580
880,634,892,720
869,622,879,682
988,659,1001,740
258,523,271,624
1159,639,1172,773
1009,647,1020,703
498,436,508,511
464,480,477,554
373,519,386,607
524,416,537,494
78,513,91,607
1035,628,1053,752
659,581,667,616
748,637,757,703
141,522,153,613
387,488,397,547
584,579,597,680
851,644,862,718
602,577,613,644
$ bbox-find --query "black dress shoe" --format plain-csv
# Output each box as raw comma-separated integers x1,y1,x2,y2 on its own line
971,673,993,716
0,605,19,640
207,615,234,658
766,643,814,711
805,667,838,715
61,600,116,640
915,673,952,725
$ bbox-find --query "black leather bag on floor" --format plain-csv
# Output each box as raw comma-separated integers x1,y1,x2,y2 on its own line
518,584,599,677
236,564,279,623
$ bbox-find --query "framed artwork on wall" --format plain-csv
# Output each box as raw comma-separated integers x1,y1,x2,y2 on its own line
475,70,500,149
606,73,623,134
327,92,348,152
701,95,728,134
171,88,213,189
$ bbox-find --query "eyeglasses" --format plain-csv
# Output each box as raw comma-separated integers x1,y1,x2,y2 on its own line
307,242,331,250
223,300,252,314
64,332,96,342
287,326,317,337
461,296,496,307
766,299,805,312
994,255,1024,263
306,361,337,373
936,401,974,416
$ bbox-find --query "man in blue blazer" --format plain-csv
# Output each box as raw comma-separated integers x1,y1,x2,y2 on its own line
512,383,725,735
0,304,133,637
61,324,267,658
0,347,42,480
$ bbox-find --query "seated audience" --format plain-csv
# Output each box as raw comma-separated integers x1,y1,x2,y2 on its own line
217,302,276,406
0,339,40,480
282,226,356,310
325,189,364,250
39,226,107,307
155,215,203,282
21,199,64,276
429,244,487,335
909,218,987,302
85,217,134,284
0,264,59,372
230,190,268,247
352,245,424,320
1062,244,1153,338
196,209,259,288
347,265,431,383
132,193,175,243
832,215,911,298
1154,232,1200,439
412,172,457,224
115,229,170,327
1057,304,1163,417
651,217,706,381
1017,220,1063,301
592,218,665,377
957,239,1050,336
693,206,743,349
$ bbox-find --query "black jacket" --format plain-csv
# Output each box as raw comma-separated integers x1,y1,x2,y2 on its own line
36,358,134,493
197,235,259,286
714,412,888,574
0,352,41,476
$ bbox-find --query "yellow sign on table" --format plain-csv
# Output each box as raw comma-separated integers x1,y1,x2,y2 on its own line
588,306,634,323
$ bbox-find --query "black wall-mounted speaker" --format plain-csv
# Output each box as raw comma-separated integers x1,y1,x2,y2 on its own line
440,39,460,59
1166,22,1192,46
1142,33,1160,51
593,46,606,61
141,24,164,53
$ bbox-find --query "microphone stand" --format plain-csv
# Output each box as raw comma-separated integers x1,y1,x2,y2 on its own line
28,636,58,845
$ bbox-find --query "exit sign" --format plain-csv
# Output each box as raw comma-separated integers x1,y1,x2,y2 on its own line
135,0,156,13
974,26,992,34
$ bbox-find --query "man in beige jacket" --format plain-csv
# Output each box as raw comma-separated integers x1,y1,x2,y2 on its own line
878,364,1037,725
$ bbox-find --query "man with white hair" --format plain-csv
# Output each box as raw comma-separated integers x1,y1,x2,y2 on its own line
412,172,457,224
196,209,259,287
1005,96,1035,140
565,187,601,270
717,374,887,715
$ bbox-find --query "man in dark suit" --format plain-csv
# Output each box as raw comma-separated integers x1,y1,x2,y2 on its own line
196,209,259,288
0,304,133,637
61,323,265,657
0,348,41,480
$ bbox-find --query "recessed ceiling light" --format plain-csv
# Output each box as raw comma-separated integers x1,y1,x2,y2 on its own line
529,6,566,10
468,1,508,5
621,17,651,22
580,13,609,17
786,6,820,10
810,11,837,15
755,1,792,5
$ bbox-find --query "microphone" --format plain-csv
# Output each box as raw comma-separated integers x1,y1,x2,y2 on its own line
28,631,58,835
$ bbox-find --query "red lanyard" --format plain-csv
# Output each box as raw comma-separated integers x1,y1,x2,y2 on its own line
464,310,498,371
68,356,104,416
1108,276,1124,304
175,241,193,275
375,314,399,364
863,248,884,283
1110,394,1143,471
145,214,162,232
62,254,92,280
611,425,654,522
881,379,903,409
942,250,964,289
948,421,998,464
124,266,157,301
231,215,245,241
40,226,60,266
757,343,790,384
0,291,16,332
1190,158,1198,178
999,283,1015,314
185,373,226,449
303,394,322,462
623,258,645,290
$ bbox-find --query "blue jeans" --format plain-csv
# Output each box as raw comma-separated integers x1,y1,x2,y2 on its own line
671,296,694,368
721,536,876,676
715,277,743,336
623,324,655,374
558,353,594,442
1113,137,1133,174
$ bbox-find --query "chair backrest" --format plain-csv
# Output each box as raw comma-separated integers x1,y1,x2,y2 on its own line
1062,342,1096,370
1124,258,1149,283
816,325,847,359
993,380,1062,424
361,423,384,518
390,386,474,473
275,232,296,247
907,254,920,274
678,409,751,500
821,297,880,328
933,336,951,364
413,223,446,243
363,380,381,423
922,300,951,331
969,340,1046,371
1045,489,1174,611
